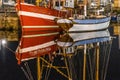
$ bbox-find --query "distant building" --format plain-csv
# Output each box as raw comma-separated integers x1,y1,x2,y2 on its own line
0,0,19,41
113,0,120,10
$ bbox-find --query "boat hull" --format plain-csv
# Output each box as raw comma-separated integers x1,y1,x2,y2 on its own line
16,3,66,32
57,17,111,32
15,3,67,62
69,21,110,32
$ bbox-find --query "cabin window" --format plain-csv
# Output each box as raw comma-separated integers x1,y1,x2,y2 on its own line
24,0,35,4
55,1,63,7
78,0,84,1
65,2,68,7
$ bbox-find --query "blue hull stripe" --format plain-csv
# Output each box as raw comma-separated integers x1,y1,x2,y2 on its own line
73,37,110,46
73,17,110,24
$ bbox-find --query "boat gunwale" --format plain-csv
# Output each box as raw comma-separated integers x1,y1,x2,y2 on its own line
73,17,111,24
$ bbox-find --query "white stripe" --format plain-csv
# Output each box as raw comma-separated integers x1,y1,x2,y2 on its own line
19,11,57,20
57,19,72,23
23,25,59,28
57,41,73,47
69,21,110,32
21,3,35,6
21,57,36,61
23,32,59,38
20,41,56,53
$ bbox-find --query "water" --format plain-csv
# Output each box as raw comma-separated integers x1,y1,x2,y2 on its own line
0,25,120,80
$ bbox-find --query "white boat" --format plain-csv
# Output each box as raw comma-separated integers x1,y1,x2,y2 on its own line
57,17,111,32
57,0,111,32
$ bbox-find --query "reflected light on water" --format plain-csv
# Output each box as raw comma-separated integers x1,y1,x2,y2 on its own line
1,39,7,45
113,24,120,49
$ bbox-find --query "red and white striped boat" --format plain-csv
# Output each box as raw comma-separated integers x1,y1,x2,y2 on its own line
15,0,67,63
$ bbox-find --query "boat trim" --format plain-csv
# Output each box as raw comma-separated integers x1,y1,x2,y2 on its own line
73,37,111,46
18,11,58,20
23,32,59,38
69,21,110,32
73,17,110,24
19,41,56,53
23,25,59,28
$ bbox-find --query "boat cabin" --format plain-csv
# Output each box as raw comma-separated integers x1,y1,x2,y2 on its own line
53,0,65,10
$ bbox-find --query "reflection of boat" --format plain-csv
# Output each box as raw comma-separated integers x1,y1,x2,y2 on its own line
57,29,111,47
15,0,113,80
113,24,120,49
57,29,112,80
57,0,111,32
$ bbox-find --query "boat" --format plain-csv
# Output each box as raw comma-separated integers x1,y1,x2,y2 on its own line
57,0,111,32
15,0,69,63
14,0,113,80
15,0,68,32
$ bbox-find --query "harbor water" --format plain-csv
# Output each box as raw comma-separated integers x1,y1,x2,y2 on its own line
0,23,120,80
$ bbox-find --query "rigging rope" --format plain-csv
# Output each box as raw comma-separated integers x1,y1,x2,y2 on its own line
40,57,71,79
44,57,53,80
68,56,78,80
87,46,94,80
63,48,72,80
100,42,108,80
21,66,31,80
103,40,113,80
24,62,34,80
4,45,15,54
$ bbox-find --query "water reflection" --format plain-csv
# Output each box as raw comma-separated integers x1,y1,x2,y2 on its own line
112,23,120,49
113,24,120,35
0,30,18,41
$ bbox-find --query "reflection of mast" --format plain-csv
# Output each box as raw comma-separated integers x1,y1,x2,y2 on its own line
37,57,41,80
83,43,100,80
83,44,87,80
63,48,72,80
96,42,99,80
118,34,120,49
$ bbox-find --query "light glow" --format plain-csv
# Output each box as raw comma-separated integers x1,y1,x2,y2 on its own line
1,39,7,45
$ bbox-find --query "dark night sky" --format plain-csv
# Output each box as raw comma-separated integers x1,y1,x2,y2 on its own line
0,27,120,80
